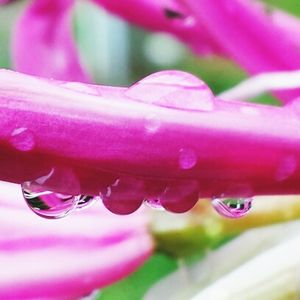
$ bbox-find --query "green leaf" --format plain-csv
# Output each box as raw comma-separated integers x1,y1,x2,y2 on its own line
96,254,178,300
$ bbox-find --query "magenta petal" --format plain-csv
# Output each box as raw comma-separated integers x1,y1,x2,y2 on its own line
0,181,152,299
187,0,300,103
2,69,300,199
92,0,225,56
12,0,90,82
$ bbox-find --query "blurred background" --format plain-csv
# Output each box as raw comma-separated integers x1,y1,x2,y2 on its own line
2,0,295,103
2,1,300,299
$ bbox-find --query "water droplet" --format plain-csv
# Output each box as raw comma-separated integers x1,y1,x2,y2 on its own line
145,113,161,133
76,195,97,210
100,177,143,215
211,197,252,219
126,71,214,112
10,127,35,152
159,180,199,213
179,148,197,170
275,155,297,181
22,181,77,219
144,198,164,210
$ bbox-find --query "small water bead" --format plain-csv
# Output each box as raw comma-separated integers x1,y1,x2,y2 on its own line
159,180,199,213
179,148,197,170
22,181,77,219
10,127,35,152
211,197,252,219
145,113,161,133
76,195,98,210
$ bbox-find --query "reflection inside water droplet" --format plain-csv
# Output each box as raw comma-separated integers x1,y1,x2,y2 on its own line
100,177,144,215
10,127,35,152
76,195,97,210
22,181,78,219
211,197,252,219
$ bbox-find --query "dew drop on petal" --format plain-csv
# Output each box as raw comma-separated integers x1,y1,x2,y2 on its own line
179,148,197,170
126,71,214,112
145,113,161,133
160,180,199,213
100,177,144,215
10,127,35,152
76,195,98,210
211,197,252,219
275,155,297,181
21,181,77,219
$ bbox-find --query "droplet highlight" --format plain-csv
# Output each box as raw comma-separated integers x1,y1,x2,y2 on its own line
10,127,35,152
22,181,77,219
179,148,197,170
211,197,252,219
275,155,297,181
100,177,144,215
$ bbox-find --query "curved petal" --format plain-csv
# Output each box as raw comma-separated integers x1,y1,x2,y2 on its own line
93,0,300,103
92,0,224,55
0,181,152,299
12,0,90,82
1,69,300,204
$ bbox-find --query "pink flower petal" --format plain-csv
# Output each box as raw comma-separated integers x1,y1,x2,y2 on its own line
0,181,152,299
12,0,90,82
94,0,300,103
92,0,224,55
1,69,300,205
176,0,300,103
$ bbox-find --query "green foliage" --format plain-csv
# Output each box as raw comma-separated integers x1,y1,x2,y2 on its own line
96,254,178,300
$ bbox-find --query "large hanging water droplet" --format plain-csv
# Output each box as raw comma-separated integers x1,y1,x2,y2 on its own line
100,177,144,215
76,195,97,210
21,181,77,219
179,148,197,170
211,197,252,219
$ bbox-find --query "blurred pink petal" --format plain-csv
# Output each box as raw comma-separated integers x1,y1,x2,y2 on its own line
92,0,224,55
94,0,300,103
187,0,300,103
0,180,152,299
12,0,90,82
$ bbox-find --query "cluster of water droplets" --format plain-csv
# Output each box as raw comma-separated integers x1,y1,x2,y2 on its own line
21,177,253,220
21,181,97,219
